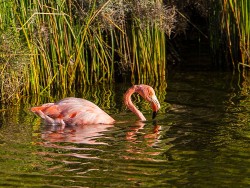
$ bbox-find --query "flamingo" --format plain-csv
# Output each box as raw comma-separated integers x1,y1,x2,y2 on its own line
31,84,160,126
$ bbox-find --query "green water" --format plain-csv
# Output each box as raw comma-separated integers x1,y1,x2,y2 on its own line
1,70,250,187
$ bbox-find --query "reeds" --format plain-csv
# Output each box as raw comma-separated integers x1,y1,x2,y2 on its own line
1,0,250,104
129,1,175,83
0,0,175,103
210,0,250,67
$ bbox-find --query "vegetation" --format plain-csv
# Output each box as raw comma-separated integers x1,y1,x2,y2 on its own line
0,0,249,103
209,0,250,68
222,0,250,68
0,0,175,103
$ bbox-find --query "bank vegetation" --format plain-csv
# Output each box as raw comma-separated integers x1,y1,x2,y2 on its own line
0,0,249,103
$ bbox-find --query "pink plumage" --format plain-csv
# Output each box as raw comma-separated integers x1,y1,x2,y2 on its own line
31,85,160,126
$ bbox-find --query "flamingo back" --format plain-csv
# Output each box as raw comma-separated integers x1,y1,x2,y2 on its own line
31,97,115,125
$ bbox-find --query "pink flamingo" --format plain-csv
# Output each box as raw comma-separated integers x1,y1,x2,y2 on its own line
31,84,160,126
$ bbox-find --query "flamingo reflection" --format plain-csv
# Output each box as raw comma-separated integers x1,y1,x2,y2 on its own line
41,124,113,144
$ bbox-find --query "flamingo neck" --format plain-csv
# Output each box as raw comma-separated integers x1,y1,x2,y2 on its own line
124,86,146,121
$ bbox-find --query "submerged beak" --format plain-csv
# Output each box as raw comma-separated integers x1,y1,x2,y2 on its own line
151,95,160,119
152,111,158,119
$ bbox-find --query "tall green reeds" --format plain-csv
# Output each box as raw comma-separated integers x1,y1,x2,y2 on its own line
20,0,118,94
1,0,250,104
0,0,175,103
226,0,250,67
129,0,175,82
0,0,30,103
210,0,250,67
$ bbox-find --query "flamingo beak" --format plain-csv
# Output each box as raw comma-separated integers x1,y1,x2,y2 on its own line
152,111,158,119
151,95,160,119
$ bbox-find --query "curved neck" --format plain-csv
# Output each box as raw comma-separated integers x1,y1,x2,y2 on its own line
124,86,146,121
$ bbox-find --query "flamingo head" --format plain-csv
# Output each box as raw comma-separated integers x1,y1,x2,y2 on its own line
135,85,161,119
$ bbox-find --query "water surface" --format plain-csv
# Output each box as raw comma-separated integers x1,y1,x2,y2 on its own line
1,70,250,187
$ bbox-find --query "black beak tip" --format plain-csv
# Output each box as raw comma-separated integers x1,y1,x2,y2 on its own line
152,111,158,119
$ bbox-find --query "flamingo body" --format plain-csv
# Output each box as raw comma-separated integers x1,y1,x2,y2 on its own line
31,97,115,125
31,85,160,126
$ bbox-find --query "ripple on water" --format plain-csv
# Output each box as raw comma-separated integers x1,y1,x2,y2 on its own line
1,72,250,187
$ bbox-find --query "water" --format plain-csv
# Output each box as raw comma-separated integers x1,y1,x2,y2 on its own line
1,70,250,187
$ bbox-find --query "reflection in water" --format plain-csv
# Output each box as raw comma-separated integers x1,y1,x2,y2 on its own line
126,121,161,146
124,121,163,162
41,124,114,144
41,120,162,148
2,74,250,187
33,120,167,187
